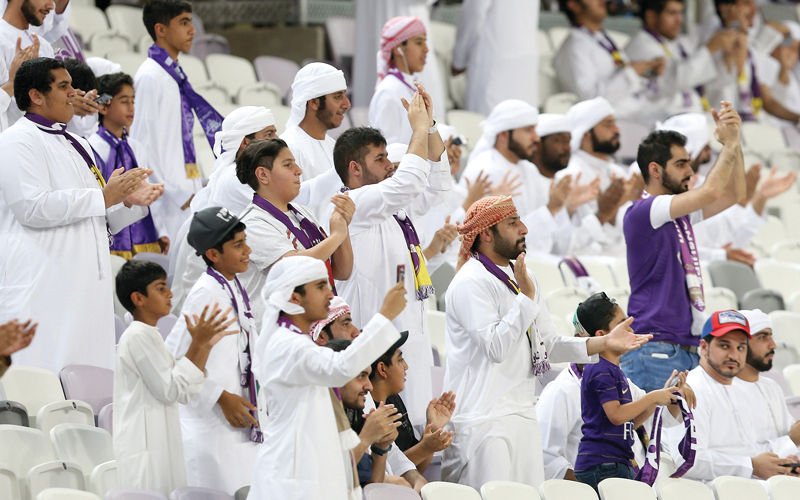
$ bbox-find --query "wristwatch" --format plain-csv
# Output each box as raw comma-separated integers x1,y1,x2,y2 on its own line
370,444,392,456
428,118,438,135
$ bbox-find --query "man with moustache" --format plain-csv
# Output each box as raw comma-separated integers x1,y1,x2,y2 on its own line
664,310,800,483
734,309,800,457
531,113,573,180
621,103,746,393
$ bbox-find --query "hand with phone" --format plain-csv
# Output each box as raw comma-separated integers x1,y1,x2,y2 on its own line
73,89,103,117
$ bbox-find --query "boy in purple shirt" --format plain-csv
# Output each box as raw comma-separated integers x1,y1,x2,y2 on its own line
574,293,694,491
622,102,746,392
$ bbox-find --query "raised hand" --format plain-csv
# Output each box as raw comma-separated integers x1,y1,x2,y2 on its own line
401,91,430,134
419,424,454,453
73,89,103,117
104,167,150,208
330,192,356,225
0,319,37,356
414,82,435,127
547,175,572,214
489,170,523,198
758,167,797,200
361,402,402,446
463,171,492,211
184,303,239,347
126,179,164,207
566,174,600,214
424,216,458,259
604,316,652,353
426,390,456,431
514,252,536,300
378,282,407,321
712,101,742,145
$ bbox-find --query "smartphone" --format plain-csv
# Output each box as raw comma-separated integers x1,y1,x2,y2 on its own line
780,463,800,473
93,93,113,106
396,264,405,284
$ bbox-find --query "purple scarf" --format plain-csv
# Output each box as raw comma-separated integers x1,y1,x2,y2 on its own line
95,126,160,254
473,251,551,376
26,113,105,187
739,53,763,121
635,393,696,485
386,65,416,92
394,211,434,301
251,194,337,294
576,24,626,68
643,28,705,109
673,216,705,312
206,267,263,443
52,28,84,62
147,45,223,174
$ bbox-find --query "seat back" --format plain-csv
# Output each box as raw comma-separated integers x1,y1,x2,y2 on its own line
783,364,800,396
703,287,738,315
431,366,445,400
545,287,591,328
0,400,29,426
755,259,800,302
169,486,233,500
421,481,482,500
36,488,101,500
253,56,300,101
762,369,793,396
364,482,423,499
750,216,788,256
106,52,147,77
654,477,713,500
445,110,487,156
767,475,800,500
616,120,651,164
771,239,800,264
0,366,65,427
106,488,169,500
539,479,599,500
60,365,113,421
741,122,788,156
526,258,566,295
69,6,109,41
98,404,113,435
740,289,785,313
597,478,656,500
0,465,21,500
237,82,283,108
481,480,541,500
36,400,94,436
131,252,170,270
105,6,149,45
707,260,761,304
430,263,456,312
26,460,85,500
89,460,117,498
542,92,579,114
428,311,447,367
324,17,355,63
51,424,115,476
711,475,769,500
206,54,257,96
178,54,211,85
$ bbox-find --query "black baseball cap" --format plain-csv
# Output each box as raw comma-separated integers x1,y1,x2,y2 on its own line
187,206,243,256
574,292,618,337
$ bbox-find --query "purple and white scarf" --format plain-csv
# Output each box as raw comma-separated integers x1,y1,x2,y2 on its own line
635,392,696,485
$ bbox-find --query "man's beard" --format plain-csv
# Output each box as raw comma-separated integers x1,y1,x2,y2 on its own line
508,133,535,162
21,0,43,26
494,231,526,260
707,356,743,379
662,169,690,195
315,106,336,130
746,349,774,372
540,149,569,174
590,129,620,155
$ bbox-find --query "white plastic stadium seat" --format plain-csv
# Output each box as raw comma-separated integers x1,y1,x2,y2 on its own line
741,122,789,157
526,257,566,296
106,52,147,78
703,287,738,315
654,477,713,500
598,478,656,500
548,26,571,51
237,82,282,108
445,110,487,155
542,92,579,114
711,475,769,500
36,400,95,436
546,288,591,329
69,6,110,42
37,488,101,500
538,72,560,106
179,54,211,86
253,55,300,102
90,33,132,56
604,287,631,315
767,475,800,500
364,483,422,500
538,30,554,58
427,310,447,366
0,366,65,428
749,216,788,256
771,239,800,264
421,481,482,500
105,6,149,49
0,466,21,500
27,461,85,500
205,54,259,98
169,486,233,500
755,259,800,303
783,364,800,396
50,424,117,497
769,311,800,353
481,480,541,500
539,478,599,500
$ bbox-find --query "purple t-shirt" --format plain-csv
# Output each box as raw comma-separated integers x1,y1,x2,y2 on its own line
624,195,702,346
575,357,635,471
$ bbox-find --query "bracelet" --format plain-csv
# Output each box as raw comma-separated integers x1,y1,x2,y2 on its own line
370,444,392,456
428,118,438,135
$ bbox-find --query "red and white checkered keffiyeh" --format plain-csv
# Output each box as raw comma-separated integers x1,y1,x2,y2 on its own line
377,16,427,81
309,296,351,341
457,196,518,270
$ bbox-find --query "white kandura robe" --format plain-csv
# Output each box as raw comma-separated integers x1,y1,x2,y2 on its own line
536,364,672,480
0,118,146,373
113,321,206,495
554,27,662,124
351,0,446,119
733,376,800,457
624,30,717,117
131,58,203,243
0,19,55,129
665,366,760,483
280,125,336,182
0,0,71,43
442,258,596,489
248,314,401,500
704,44,774,119
322,151,452,427
460,149,573,256
165,273,260,495
452,0,539,115
369,70,416,145
556,150,630,256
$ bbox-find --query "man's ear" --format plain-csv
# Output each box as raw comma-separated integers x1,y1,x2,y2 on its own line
204,248,221,264
700,338,709,356
348,160,362,179
154,22,168,40
648,162,662,182
376,361,389,380
28,88,44,107
255,165,271,186
288,288,304,306
307,97,321,112
131,291,146,308
478,228,494,244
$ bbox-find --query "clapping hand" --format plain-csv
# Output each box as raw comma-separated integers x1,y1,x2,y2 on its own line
426,390,456,431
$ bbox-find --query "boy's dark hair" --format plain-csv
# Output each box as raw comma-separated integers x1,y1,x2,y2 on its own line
201,221,246,266
324,338,352,352
558,0,580,24
636,130,687,183
14,58,65,111
236,138,289,191
333,127,387,185
640,0,683,21
293,284,307,296
369,345,399,380
96,72,134,125
143,0,193,42
116,260,167,313
714,0,736,22
63,59,97,93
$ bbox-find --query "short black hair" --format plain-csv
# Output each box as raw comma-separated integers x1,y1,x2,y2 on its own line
640,0,684,20
559,0,579,24
333,127,387,185
14,58,65,111
714,0,736,21
306,94,327,114
636,130,687,183
236,138,289,191
96,72,134,125
143,0,193,42
369,345,398,380
62,59,97,93
201,221,247,266
324,338,352,352
116,260,167,313
293,284,307,296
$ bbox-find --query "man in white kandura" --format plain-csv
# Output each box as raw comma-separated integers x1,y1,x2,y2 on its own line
442,195,651,490
247,256,407,500
0,57,162,373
